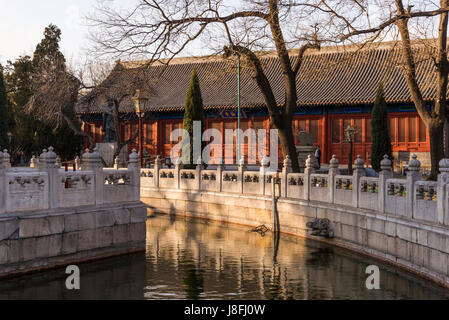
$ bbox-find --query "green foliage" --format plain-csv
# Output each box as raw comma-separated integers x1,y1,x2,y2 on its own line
0,66,9,149
4,56,36,159
3,24,82,163
182,68,204,168
371,83,392,171
33,24,66,71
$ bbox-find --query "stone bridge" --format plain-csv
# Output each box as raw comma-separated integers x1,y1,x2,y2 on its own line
0,148,146,278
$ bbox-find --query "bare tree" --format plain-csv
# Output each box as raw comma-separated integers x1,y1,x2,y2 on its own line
87,0,325,172
77,61,155,160
25,53,150,162
298,0,449,179
24,55,95,148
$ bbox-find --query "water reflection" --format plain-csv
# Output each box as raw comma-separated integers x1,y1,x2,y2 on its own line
0,214,448,300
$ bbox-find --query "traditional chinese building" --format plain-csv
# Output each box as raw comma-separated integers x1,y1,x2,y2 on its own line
76,41,438,167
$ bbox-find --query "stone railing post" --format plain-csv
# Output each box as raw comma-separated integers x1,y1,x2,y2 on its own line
39,147,59,209
195,164,202,190
174,162,181,189
260,156,269,195
82,147,104,205
127,149,141,201
154,156,161,188
304,155,316,201
238,156,245,194
328,155,340,204
438,158,449,225
281,156,292,198
378,155,393,213
0,149,11,213
0,150,5,214
215,163,223,192
407,154,422,219
352,155,365,208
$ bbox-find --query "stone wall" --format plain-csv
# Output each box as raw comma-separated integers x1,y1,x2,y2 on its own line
141,187,449,288
0,202,147,278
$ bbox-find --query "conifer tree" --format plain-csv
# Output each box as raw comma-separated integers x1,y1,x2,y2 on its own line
3,25,83,163
0,66,9,149
182,69,204,168
371,83,392,171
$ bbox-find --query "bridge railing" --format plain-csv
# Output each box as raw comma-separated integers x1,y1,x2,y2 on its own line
0,147,141,214
358,176,380,211
141,153,449,228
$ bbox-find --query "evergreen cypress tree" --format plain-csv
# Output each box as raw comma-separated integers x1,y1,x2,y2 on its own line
4,56,37,162
371,83,392,171
31,24,82,160
182,68,204,168
0,66,9,149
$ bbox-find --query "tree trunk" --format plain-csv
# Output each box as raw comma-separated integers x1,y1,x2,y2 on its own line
61,112,94,149
348,141,353,175
429,119,445,180
444,119,449,158
277,118,300,172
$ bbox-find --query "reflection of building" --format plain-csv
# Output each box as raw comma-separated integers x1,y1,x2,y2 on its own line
76,41,435,166
144,215,445,299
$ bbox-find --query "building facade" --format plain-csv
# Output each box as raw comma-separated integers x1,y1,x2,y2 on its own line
76,42,436,167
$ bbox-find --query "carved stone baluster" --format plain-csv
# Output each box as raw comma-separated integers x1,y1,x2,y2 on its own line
282,155,292,198
438,158,449,225
260,156,269,195
329,155,339,203
238,156,245,194
407,154,421,219
39,147,57,209
353,155,365,208
82,147,103,205
0,150,4,214
379,155,392,213
128,149,140,201
304,155,315,201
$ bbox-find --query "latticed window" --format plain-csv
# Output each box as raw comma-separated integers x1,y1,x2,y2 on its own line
388,115,428,144
145,123,154,145
332,119,341,143
163,122,182,144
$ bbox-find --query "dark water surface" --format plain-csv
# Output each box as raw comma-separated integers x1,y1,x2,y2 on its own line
0,214,448,300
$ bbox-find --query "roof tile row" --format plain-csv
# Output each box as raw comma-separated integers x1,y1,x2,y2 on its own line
76,42,439,114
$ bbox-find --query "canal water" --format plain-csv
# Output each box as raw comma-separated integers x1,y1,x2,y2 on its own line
0,214,448,300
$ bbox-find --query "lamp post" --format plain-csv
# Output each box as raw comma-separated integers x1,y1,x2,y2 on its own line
132,89,149,167
237,55,241,164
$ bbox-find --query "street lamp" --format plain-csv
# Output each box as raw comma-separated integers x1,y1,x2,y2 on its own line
237,55,241,164
132,89,149,167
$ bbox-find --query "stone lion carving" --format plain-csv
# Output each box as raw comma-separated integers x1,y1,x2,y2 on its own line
306,218,334,238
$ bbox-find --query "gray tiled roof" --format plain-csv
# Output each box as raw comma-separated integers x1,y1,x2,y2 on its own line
75,41,439,114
